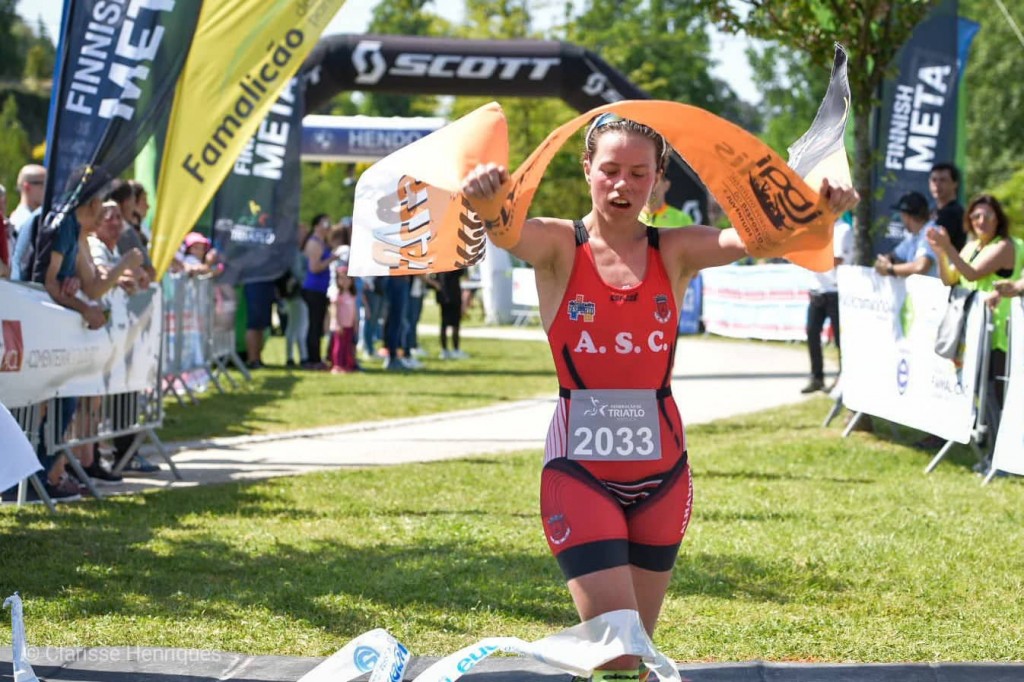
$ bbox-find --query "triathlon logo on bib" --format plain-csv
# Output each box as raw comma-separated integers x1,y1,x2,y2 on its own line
653,294,671,324
567,294,596,322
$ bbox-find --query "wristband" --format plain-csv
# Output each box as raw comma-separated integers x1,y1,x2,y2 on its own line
888,264,895,276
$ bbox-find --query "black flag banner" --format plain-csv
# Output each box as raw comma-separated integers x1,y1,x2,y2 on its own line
212,78,304,286
44,0,203,211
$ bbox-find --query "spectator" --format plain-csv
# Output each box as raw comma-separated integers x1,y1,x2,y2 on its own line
640,175,693,228
9,165,47,281
928,195,1022,434
381,275,412,371
929,162,966,252
403,275,426,367
874,191,941,279
8,164,45,235
279,227,308,367
431,269,468,360
181,232,223,277
244,276,277,369
801,217,853,393
86,201,144,297
360,275,385,361
329,265,359,374
301,214,336,369
107,179,155,286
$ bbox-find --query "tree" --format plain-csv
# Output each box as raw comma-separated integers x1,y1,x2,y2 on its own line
711,1,937,264
0,95,31,192
567,0,750,123
959,0,1024,194
0,0,25,80
23,18,56,83
746,44,829,157
452,0,593,223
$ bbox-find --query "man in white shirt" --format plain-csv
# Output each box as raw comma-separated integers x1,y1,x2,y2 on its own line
8,165,45,232
802,218,854,393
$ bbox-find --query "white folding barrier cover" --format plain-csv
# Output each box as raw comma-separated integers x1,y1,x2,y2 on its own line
0,403,41,493
0,281,161,408
838,267,981,443
992,298,1024,475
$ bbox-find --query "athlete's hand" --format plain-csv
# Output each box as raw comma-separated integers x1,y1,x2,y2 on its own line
820,178,859,215
462,163,511,221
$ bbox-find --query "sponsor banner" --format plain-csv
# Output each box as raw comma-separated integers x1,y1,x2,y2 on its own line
0,281,161,408
991,298,1024,476
0,403,42,494
44,0,202,211
149,0,346,277
701,264,816,341
872,0,970,243
301,114,446,162
350,48,851,277
300,610,679,682
212,78,304,286
838,266,981,443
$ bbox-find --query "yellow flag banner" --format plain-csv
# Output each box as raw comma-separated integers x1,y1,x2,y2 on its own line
149,0,345,277
350,49,851,276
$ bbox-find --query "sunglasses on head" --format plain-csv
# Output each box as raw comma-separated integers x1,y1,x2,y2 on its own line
585,112,668,163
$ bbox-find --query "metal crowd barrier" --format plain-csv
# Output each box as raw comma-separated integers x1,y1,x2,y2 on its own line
4,274,250,511
162,274,250,405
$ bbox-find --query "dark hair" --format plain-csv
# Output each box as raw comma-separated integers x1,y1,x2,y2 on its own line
128,179,147,201
930,162,960,184
105,178,134,206
964,194,1010,240
582,113,669,173
311,213,329,228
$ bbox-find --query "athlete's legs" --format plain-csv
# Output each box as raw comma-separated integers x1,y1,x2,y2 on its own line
630,565,673,636
568,567,642,670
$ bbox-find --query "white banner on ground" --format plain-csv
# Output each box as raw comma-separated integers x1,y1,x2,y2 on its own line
3,593,40,682
0,403,41,492
298,629,409,682
700,264,816,341
0,281,162,408
838,267,982,443
991,298,1024,475
300,610,679,682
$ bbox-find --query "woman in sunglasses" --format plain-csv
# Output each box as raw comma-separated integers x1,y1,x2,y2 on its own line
928,195,1023,426
461,113,859,682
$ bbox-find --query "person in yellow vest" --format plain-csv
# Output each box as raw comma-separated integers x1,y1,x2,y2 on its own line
639,175,693,228
928,194,1023,430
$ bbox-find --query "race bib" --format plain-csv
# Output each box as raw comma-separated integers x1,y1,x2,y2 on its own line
568,389,662,461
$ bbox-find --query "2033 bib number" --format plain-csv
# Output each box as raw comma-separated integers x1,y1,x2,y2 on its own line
572,426,656,458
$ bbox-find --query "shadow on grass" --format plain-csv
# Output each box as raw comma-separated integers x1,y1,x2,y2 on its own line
3,479,848,641
162,373,303,438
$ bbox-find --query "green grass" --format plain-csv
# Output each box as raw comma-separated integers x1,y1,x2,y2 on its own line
3,399,1022,662
160,334,555,442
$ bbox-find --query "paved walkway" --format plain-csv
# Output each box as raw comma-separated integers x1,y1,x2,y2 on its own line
110,334,835,495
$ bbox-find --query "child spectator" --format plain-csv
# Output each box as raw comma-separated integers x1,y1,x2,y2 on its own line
329,265,358,374
181,232,224,277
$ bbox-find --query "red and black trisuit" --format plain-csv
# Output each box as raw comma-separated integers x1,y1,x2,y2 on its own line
541,220,693,581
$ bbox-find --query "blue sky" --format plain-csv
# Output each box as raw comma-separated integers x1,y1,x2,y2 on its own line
17,0,758,102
